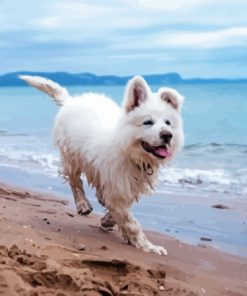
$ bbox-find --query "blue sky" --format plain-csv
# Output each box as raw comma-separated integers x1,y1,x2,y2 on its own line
1,0,247,78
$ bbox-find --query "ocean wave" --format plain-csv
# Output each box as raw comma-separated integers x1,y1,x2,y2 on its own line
184,142,247,150
0,129,29,137
0,143,246,196
160,168,234,185
159,167,247,196
0,147,59,176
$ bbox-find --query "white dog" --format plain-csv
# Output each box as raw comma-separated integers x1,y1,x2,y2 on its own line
20,75,184,255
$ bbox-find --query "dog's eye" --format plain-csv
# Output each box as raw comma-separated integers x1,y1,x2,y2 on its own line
143,119,154,126
165,120,171,126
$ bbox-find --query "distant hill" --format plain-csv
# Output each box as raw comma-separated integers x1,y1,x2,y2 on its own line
0,71,246,86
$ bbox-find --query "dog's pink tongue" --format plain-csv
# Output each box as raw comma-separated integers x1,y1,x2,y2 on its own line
156,147,171,158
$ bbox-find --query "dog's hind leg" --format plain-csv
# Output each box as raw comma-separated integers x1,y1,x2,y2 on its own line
107,201,167,255
59,150,93,215
69,171,93,215
96,189,116,230
100,211,116,231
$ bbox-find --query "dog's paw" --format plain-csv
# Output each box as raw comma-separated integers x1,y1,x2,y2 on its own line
100,212,116,232
137,241,168,256
100,225,115,232
144,244,168,256
76,200,93,216
101,212,116,227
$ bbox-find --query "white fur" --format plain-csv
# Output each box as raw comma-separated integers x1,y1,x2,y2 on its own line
20,75,184,255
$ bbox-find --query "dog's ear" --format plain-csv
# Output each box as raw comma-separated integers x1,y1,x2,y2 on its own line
158,88,184,112
123,76,150,113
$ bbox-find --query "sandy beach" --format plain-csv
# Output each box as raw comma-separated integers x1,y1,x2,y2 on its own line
0,182,246,296
1,0,247,295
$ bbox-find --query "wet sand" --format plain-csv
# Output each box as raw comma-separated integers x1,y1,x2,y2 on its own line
0,165,246,258
0,182,246,296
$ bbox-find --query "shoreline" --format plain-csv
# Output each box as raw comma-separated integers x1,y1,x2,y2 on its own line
0,182,246,295
0,164,246,258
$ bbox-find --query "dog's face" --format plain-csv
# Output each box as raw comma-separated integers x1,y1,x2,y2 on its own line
122,76,184,163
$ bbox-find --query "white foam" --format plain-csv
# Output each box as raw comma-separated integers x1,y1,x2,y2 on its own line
159,167,247,196
0,147,59,176
0,143,247,196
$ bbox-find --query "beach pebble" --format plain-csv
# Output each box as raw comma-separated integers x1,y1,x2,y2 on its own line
211,204,230,210
200,237,212,242
77,244,86,251
159,285,165,291
198,244,206,248
101,245,108,250
25,238,34,242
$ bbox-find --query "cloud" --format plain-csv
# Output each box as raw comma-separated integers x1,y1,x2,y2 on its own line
31,2,151,34
156,27,247,49
0,0,247,77
109,52,174,62
33,17,61,30
123,0,210,11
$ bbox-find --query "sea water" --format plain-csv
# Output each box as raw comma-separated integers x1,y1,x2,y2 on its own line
0,83,246,197
0,83,246,256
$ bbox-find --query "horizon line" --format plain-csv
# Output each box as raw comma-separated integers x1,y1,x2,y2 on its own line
1,70,247,81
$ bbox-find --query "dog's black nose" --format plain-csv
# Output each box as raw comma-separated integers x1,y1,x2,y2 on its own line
160,131,173,144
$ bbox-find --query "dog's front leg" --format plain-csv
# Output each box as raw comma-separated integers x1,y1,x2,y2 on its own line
108,204,167,255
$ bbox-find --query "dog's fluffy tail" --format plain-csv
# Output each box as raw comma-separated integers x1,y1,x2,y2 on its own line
19,75,70,106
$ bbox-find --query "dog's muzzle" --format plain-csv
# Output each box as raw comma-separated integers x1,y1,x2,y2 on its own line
141,141,171,159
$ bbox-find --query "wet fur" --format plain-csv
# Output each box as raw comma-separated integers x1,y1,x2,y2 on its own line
20,75,184,255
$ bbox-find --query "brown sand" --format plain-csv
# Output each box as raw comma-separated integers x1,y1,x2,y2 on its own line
0,183,246,296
